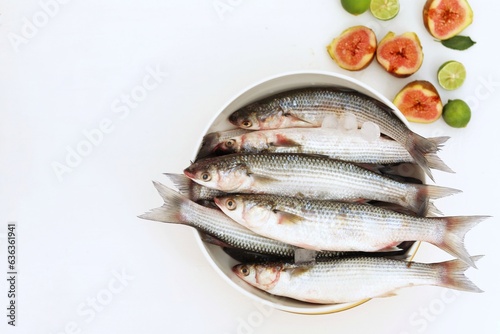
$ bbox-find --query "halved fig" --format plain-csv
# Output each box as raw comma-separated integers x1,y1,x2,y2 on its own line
393,80,443,123
376,31,423,78
423,0,473,40
327,25,377,71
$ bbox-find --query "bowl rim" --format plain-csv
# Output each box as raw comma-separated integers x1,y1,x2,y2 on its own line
191,69,415,314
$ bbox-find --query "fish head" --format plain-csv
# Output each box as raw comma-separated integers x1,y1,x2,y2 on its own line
232,263,281,290
229,100,287,130
183,157,252,192
228,106,262,130
213,137,243,154
214,195,276,229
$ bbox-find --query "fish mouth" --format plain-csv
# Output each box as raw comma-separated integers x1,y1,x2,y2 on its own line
212,197,222,208
231,264,241,276
228,112,240,125
183,169,196,179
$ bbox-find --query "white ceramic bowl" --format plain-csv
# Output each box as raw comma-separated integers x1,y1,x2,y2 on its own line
192,71,419,314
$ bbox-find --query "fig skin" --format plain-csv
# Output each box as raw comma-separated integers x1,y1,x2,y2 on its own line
393,80,443,123
327,25,377,71
423,0,474,40
376,32,424,78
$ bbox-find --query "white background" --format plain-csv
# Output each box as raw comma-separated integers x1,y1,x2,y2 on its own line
1,0,499,333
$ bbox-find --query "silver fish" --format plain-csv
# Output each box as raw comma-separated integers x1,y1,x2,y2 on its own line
207,127,433,166
233,256,483,304
227,87,452,180
214,194,487,267
183,153,460,216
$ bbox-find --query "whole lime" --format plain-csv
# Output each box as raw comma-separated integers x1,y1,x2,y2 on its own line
442,99,471,128
341,0,371,15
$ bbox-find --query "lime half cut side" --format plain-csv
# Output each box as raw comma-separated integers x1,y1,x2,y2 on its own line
370,0,400,20
437,61,467,90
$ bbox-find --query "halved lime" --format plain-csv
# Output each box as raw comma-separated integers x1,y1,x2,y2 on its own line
341,0,370,15
442,99,471,128
370,0,400,20
437,61,466,90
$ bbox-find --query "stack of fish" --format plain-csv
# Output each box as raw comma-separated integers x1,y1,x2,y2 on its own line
140,86,486,305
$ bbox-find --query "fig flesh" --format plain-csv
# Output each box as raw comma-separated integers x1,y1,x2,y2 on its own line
393,80,443,123
327,25,377,71
376,31,423,78
423,0,473,40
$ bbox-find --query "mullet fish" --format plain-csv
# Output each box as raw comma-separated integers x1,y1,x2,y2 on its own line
233,256,483,304
214,194,487,267
204,127,450,170
183,153,460,216
227,87,451,180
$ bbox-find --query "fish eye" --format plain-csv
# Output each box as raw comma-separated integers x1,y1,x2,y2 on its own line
225,139,235,148
241,120,252,128
240,266,250,276
226,199,237,211
201,172,211,182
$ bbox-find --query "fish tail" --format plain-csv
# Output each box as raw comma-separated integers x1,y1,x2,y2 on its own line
425,153,455,173
427,136,450,148
411,184,461,216
438,216,489,268
424,184,462,200
137,181,188,225
163,173,191,197
434,255,484,292
426,202,443,217
407,134,451,181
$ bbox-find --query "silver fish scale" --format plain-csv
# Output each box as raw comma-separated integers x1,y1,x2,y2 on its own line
246,195,441,250
285,256,439,285
180,200,296,257
235,153,413,206
191,183,225,201
269,257,443,304
274,88,409,145
254,128,414,164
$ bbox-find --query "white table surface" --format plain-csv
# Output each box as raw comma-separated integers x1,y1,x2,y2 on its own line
1,1,499,333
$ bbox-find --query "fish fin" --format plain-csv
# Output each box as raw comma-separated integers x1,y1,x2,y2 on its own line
435,255,484,292
425,184,462,200
427,135,450,148
438,216,490,268
283,260,314,276
426,202,443,217
275,210,305,225
412,184,462,216
137,181,189,225
163,173,191,196
199,232,232,248
283,112,314,126
425,153,455,173
290,266,312,277
406,134,451,181
273,134,302,148
251,174,278,185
